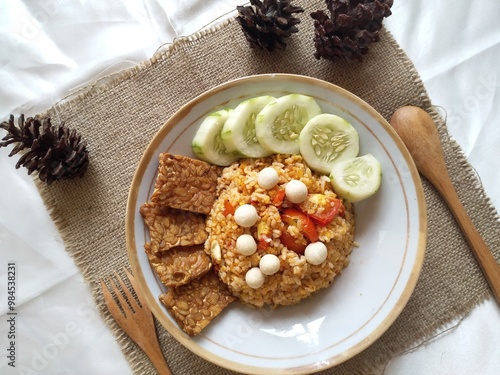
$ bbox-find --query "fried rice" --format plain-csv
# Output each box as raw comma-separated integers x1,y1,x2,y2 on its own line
205,154,355,308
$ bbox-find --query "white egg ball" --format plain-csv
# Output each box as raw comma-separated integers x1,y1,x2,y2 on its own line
245,267,265,289
236,234,257,256
258,167,279,189
259,254,281,275
285,179,308,203
304,242,328,265
234,204,259,227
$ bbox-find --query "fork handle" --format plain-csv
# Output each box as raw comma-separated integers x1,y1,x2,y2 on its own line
139,336,172,375
141,339,172,375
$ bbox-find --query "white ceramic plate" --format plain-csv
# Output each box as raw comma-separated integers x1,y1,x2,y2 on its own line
126,74,427,374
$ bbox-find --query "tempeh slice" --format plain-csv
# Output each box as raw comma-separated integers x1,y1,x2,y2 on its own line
159,272,235,336
146,244,212,287
150,153,220,214
140,202,207,253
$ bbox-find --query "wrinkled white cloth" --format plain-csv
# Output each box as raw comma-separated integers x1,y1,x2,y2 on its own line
1,1,499,374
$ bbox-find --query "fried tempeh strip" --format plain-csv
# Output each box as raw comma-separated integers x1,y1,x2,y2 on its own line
140,202,207,253
159,272,235,336
146,243,212,287
150,153,220,214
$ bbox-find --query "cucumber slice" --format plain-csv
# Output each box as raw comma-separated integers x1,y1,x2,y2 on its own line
192,109,239,166
221,95,275,158
299,113,360,174
255,94,322,154
329,154,382,202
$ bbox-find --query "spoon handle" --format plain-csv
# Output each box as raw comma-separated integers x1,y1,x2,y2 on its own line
433,173,500,304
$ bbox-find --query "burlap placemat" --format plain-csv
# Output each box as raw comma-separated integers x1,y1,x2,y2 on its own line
34,1,499,374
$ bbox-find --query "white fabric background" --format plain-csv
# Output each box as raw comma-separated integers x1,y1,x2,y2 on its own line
1,1,499,374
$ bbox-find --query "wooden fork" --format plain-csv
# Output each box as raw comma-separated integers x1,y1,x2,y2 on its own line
100,268,172,375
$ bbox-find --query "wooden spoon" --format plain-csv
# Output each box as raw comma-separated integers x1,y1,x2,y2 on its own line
390,106,500,305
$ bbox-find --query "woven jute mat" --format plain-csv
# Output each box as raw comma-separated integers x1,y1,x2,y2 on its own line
35,1,499,374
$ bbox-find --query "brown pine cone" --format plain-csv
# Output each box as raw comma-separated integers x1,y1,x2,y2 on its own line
311,0,394,62
0,115,89,184
236,0,304,51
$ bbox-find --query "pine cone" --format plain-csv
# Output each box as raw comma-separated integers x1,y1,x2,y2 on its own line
0,115,89,184
236,0,304,51
311,0,393,62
